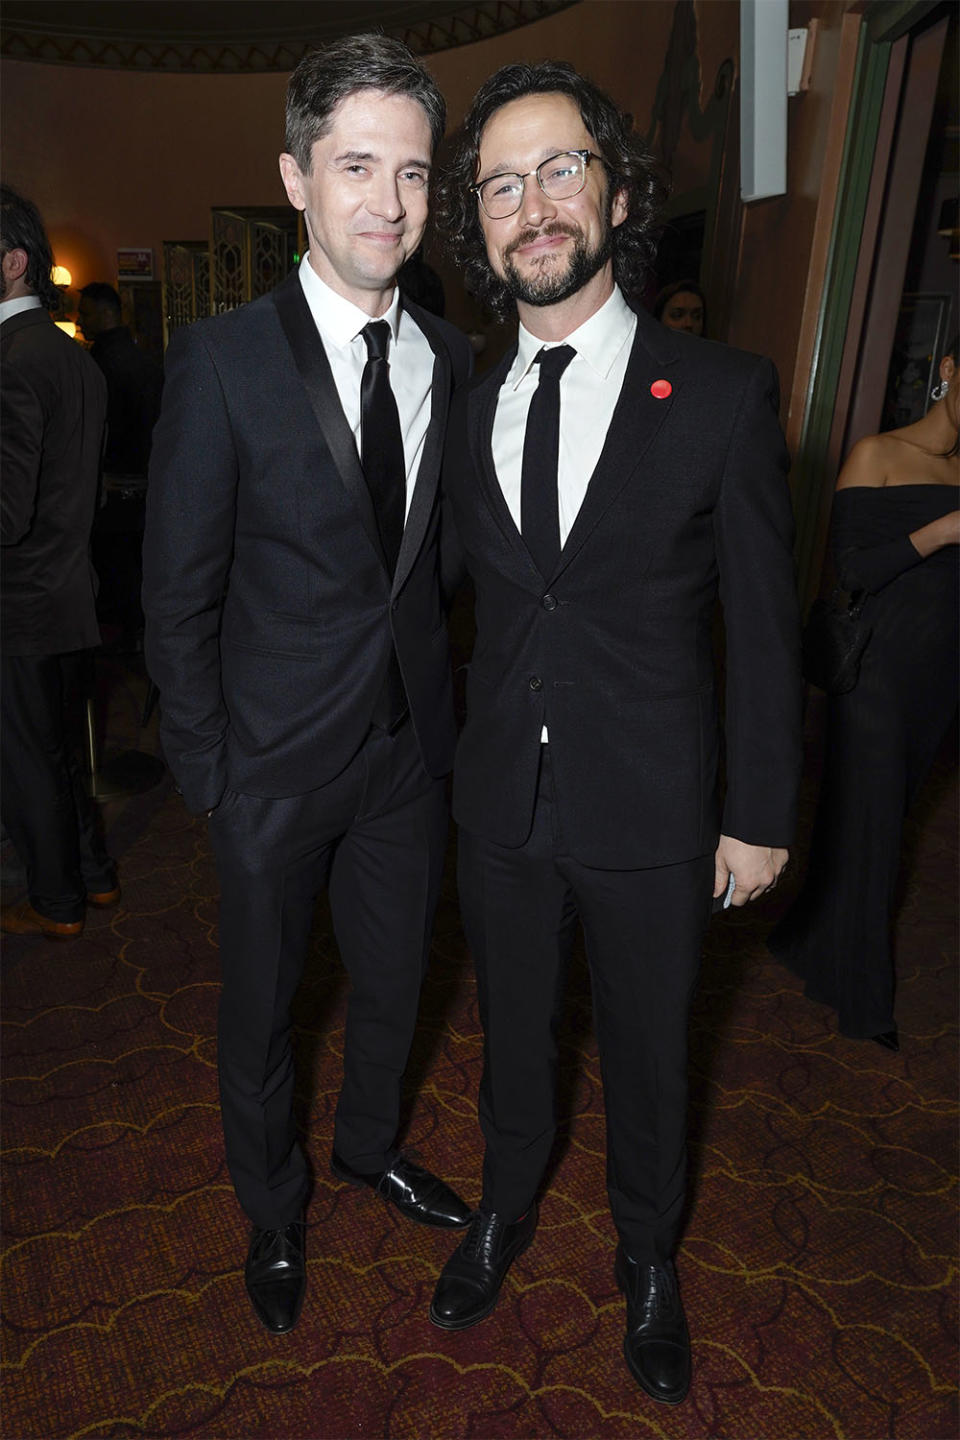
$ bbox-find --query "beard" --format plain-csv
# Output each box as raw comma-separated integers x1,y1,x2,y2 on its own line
499,212,613,308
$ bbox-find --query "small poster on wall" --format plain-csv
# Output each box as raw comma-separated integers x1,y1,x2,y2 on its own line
117,247,153,280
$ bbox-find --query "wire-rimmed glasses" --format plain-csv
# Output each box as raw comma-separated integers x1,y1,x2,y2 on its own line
471,150,603,219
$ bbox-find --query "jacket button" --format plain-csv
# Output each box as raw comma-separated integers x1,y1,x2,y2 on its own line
529,675,543,691
541,593,558,611
391,599,400,612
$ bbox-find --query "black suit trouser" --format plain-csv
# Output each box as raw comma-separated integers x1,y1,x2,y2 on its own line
458,745,713,1265
1,653,115,922
208,718,448,1230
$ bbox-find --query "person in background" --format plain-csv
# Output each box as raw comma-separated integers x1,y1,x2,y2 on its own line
652,277,706,336
0,186,119,940
143,34,473,1338
431,61,801,1405
77,281,164,653
76,283,163,476
768,342,959,1051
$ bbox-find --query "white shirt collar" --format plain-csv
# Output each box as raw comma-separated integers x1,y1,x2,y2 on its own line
298,253,401,352
511,285,635,390
0,294,43,325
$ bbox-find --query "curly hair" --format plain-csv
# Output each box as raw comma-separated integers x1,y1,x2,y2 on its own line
435,61,665,321
285,34,446,174
0,185,60,310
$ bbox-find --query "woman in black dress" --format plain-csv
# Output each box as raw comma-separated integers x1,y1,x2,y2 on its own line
768,345,959,1049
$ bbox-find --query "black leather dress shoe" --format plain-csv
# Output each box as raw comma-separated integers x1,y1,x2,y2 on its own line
616,1247,690,1404
429,1205,538,1330
330,1151,472,1229
872,1028,900,1052
244,1219,306,1334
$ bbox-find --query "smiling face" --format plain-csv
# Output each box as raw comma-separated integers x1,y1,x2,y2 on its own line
475,92,626,328
279,87,433,315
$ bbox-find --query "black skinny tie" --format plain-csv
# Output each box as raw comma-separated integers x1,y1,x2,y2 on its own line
520,345,576,578
360,320,405,577
360,320,407,730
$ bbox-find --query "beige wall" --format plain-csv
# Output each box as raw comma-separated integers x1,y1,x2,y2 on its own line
1,2,738,317
1,0,864,439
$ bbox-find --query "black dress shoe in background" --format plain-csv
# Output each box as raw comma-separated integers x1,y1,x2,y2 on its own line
330,1151,472,1229
871,1028,900,1052
244,1219,306,1334
615,1246,691,1404
429,1205,538,1330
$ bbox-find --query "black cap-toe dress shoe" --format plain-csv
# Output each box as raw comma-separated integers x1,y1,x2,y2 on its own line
615,1247,691,1404
244,1219,306,1334
429,1205,538,1330
330,1151,472,1228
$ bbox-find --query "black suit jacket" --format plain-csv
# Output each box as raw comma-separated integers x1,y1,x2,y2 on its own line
1,306,106,656
143,270,472,815
90,326,164,477
443,307,802,869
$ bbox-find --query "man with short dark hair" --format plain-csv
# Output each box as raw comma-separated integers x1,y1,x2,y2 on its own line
77,282,163,477
143,34,473,1336
430,62,801,1404
0,186,119,940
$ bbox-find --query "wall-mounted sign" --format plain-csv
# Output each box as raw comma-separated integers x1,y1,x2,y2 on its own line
117,247,153,280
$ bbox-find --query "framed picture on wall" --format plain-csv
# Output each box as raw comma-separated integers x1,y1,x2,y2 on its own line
881,292,953,431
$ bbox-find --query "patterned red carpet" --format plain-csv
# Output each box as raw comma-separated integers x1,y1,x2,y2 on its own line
2,714,957,1439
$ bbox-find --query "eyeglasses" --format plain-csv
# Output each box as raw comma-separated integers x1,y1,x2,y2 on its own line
471,150,603,219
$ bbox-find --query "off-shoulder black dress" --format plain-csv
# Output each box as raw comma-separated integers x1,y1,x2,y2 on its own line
768,484,959,1039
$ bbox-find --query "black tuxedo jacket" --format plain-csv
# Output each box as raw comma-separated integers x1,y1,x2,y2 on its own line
1,307,106,656
443,306,802,869
143,270,472,815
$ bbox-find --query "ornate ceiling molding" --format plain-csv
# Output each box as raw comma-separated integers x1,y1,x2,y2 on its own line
2,0,579,72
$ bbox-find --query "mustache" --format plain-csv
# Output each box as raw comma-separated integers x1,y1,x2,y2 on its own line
504,221,580,259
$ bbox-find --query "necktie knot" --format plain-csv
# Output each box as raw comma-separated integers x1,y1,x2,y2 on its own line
362,320,391,362
533,344,575,383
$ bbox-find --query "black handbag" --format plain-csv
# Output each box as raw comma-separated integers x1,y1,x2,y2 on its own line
801,587,872,694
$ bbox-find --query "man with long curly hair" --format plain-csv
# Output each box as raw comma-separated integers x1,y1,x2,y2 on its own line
429,62,802,1404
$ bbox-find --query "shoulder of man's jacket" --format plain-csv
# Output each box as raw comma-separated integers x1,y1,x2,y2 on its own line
633,311,777,387
166,291,280,357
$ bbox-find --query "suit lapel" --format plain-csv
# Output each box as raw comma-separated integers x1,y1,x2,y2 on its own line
467,346,536,573
554,310,681,577
271,270,387,572
392,303,449,595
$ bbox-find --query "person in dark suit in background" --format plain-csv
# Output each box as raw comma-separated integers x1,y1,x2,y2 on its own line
77,283,164,477
0,186,119,941
429,63,801,1404
77,282,164,653
143,35,473,1337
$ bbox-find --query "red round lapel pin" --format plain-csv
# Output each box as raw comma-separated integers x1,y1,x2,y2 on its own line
650,379,672,399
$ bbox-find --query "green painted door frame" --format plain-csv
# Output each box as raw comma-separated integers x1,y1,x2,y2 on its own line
791,0,939,606
791,22,889,604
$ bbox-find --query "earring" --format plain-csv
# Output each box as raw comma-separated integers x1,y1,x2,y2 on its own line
931,378,949,402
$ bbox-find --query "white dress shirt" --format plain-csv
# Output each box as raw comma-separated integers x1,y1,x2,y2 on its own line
491,284,637,545
297,254,434,519
492,285,637,742
0,295,42,325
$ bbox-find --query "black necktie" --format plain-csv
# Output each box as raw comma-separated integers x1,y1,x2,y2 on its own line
360,320,408,731
520,345,576,578
360,320,405,577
